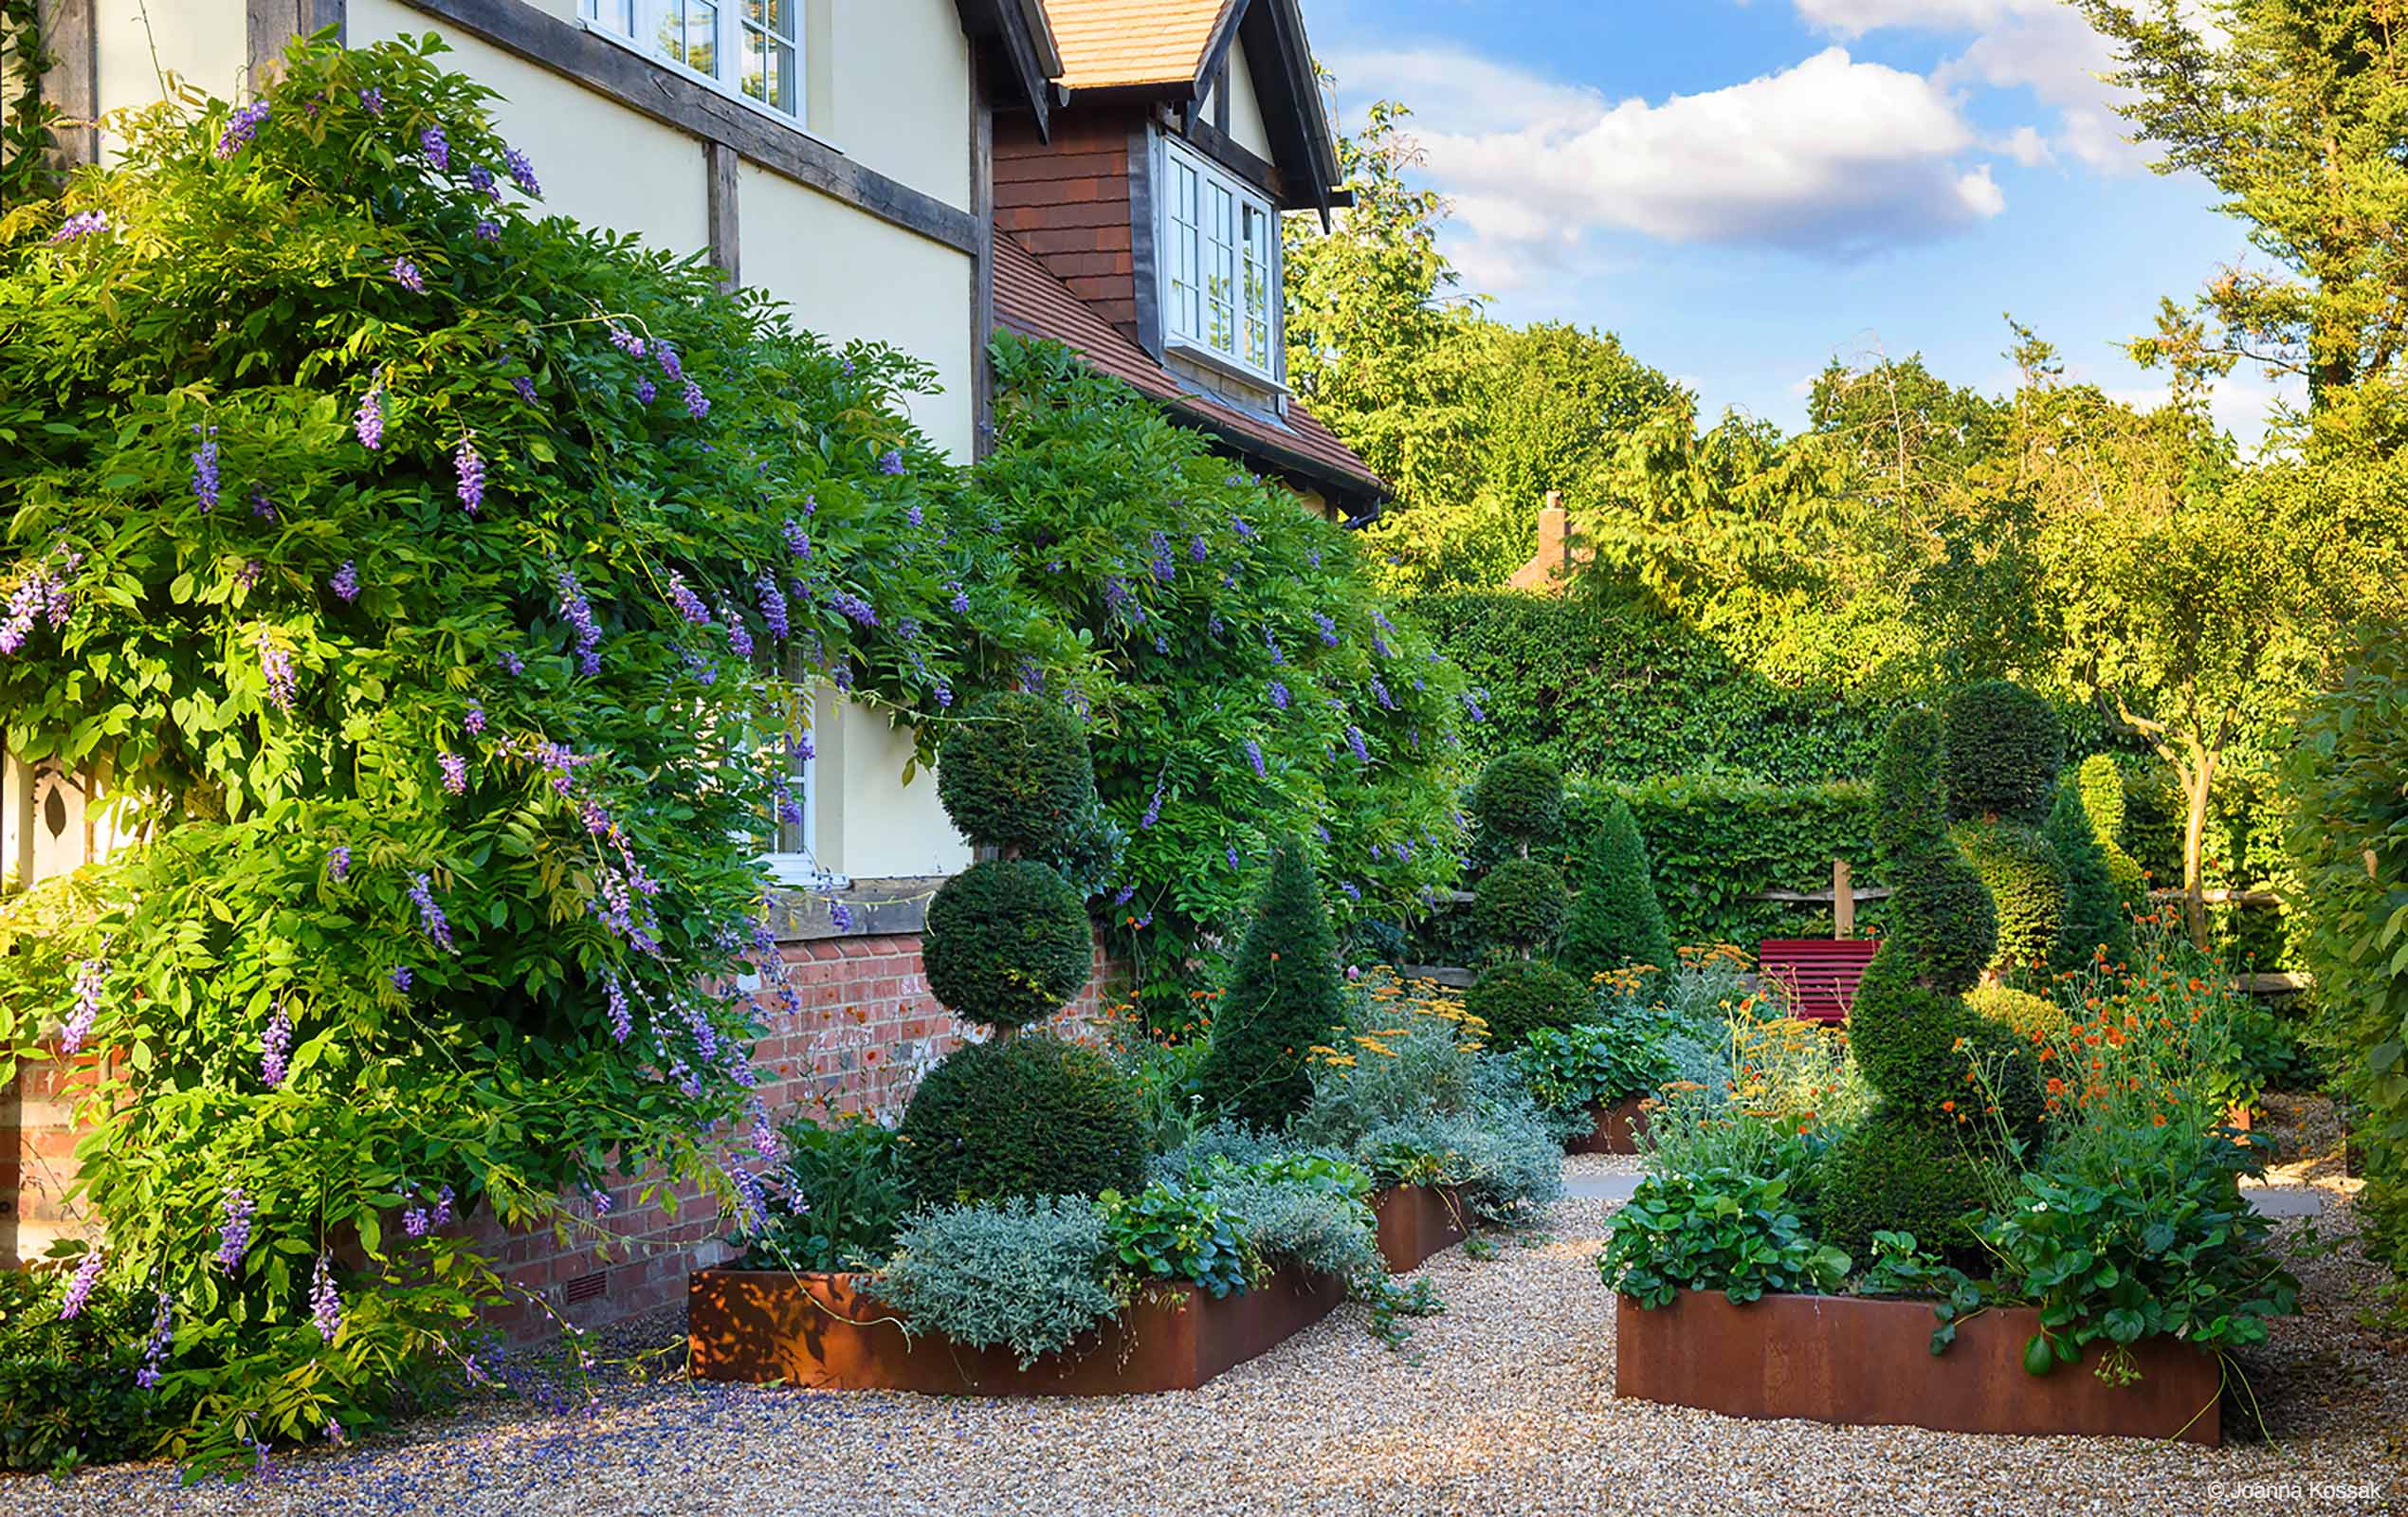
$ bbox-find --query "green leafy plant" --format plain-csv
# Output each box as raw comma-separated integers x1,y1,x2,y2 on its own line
872,1197,1119,1368
1099,1180,1250,1298
1559,798,1676,979
1515,1018,1673,1112
898,1033,1146,1204
1468,750,1563,850
0,1263,174,1473
2077,754,2149,912
921,860,1094,1032
1195,836,1348,1128
1874,711,1998,995
1953,818,2067,978
735,1116,914,1273
2044,777,2132,972
936,691,1098,858
1471,856,1566,955
1602,1168,1852,1307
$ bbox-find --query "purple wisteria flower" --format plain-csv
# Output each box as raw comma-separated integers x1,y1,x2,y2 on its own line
392,257,427,294
756,573,789,638
719,598,753,658
466,163,497,199
407,872,457,952
327,844,351,883
311,1253,342,1343
465,700,486,735
654,340,683,381
215,1187,256,1272
1314,612,1339,648
1189,536,1209,562
259,1003,293,1088
905,503,924,528
439,751,467,795
1462,691,1486,722
135,1291,173,1389
454,439,484,514
605,973,631,1043
1268,679,1289,711
503,145,541,197
419,123,450,171
683,378,710,419
666,571,710,624
402,1197,429,1238
1347,726,1370,764
510,375,538,403
1225,844,1241,871
1231,516,1257,540
190,424,220,511
607,321,645,357
934,680,954,708
255,629,297,712
61,957,104,1053
474,218,502,243
634,377,657,405
1245,739,1265,777
391,965,413,992
875,448,904,475
1372,678,1396,710
59,1247,103,1321
1140,785,1163,830
48,210,108,244
828,589,877,627
326,1418,345,1445
236,558,264,592
215,100,270,158
249,486,276,521
432,1185,455,1227
829,899,854,931
555,566,603,674
1340,880,1362,903
355,374,385,450
357,87,384,115
782,518,811,559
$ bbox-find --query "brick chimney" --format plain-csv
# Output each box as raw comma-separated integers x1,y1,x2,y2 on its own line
1508,491,1573,593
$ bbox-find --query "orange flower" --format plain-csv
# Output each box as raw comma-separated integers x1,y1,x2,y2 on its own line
2152,1113,2168,1126
1941,1099,1957,1112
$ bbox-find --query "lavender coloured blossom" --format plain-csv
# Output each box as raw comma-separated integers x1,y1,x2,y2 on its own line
606,321,646,357
255,629,297,712
249,485,276,521
48,210,109,244
829,898,854,932
1314,612,1340,648
1340,880,1362,903
667,571,711,624
466,163,497,198
654,340,684,381
1372,634,1394,659
392,257,427,294
216,100,270,158
419,123,450,171
497,647,525,676
236,558,264,592
357,87,384,114
402,1200,429,1238
59,1246,104,1321
391,965,413,992
465,700,486,736
1347,726,1370,764
439,751,467,795
474,218,502,243
828,589,878,628
1372,678,1396,710
135,1291,173,1389
259,1003,293,1088
327,844,352,883
634,377,657,405
934,680,954,708
682,377,709,419
215,1187,256,1272
1140,785,1163,830
1245,739,1266,777
1189,536,1209,562
191,424,221,512
555,566,603,673
355,375,385,450
503,145,542,197
510,375,538,404
756,573,790,638
875,448,904,475
782,518,812,559
1231,515,1257,541
719,598,754,658
1225,844,1241,871
408,872,457,952
605,973,631,1043
454,439,484,514
61,957,104,1053
310,1252,342,1343
432,1185,455,1227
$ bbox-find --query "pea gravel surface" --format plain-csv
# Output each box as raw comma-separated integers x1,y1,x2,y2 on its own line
13,1148,2403,1516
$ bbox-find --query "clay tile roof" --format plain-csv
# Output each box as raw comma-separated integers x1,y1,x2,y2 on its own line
993,231,1385,507
1038,0,1233,90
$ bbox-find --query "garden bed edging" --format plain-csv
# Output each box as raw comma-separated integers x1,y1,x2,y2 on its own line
1371,1183,1468,1273
687,1263,1344,1393
1614,1289,2222,1444
1565,1094,1649,1155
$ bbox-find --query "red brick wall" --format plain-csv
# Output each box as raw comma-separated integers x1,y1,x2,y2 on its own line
994,109,1143,342
2,930,1122,1335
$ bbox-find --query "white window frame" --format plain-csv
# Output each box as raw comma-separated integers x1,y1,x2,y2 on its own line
757,673,847,891
1154,132,1285,388
579,0,808,134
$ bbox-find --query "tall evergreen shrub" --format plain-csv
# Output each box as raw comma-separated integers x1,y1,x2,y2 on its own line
1943,681,2068,976
2044,777,2131,972
1195,837,1348,1128
2077,754,2149,912
1559,798,1675,979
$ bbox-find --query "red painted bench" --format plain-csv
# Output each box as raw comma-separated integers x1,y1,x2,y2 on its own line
1757,939,1880,1023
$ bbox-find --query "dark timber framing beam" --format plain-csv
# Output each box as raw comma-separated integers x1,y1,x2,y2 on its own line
1125,126,1162,362
394,0,978,255
34,0,98,171
246,0,348,85
702,138,739,289
969,56,996,455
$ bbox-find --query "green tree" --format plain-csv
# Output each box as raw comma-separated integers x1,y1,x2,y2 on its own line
1559,799,1675,980
2046,774,2131,973
1195,836,1347,1128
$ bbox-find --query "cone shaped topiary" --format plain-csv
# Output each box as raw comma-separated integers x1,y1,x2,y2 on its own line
1872,709,1996,996
2045,777,2131,973
899,1033,1146,1203
936,691,1097,857
1474,856,1568,956
921,859,1094,1032
2076,754,2148,912
1942,680,2064,824
1559,799,1676,980
1195,836,1346,1129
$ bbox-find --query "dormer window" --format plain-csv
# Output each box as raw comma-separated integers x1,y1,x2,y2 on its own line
581,0,802,120
1156,134,1282,386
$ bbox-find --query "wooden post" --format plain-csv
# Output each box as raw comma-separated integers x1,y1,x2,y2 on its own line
1833,858,1853,940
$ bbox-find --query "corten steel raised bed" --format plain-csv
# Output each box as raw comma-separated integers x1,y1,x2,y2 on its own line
1614,1289,2223,1445
1565,1094,1650,1156
687,1264,1344,1394
1371,1183,1468,1273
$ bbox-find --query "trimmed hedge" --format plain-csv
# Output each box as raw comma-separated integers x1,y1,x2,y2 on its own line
2077,754,2149,911
936,691,1098,855
2045,777,2130,971
1951,819,2066,978
1816,1114,1993,1264
898,1033,1146,1204
1559,798,1675,978
1942,679,2063,823
1965,984,2066,1042
921,859,1094,1032
1465,960,1588,1048
1474,856,1568,954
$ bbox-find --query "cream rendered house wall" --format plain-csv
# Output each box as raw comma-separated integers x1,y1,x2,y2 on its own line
63,0,976,887
1212,45,1274,162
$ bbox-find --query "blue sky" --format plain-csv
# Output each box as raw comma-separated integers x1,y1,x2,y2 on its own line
1299,0,2289,441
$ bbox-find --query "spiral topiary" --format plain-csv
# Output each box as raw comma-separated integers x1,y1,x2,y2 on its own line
935,690,1097,856
1465,960,1588,1048
1469,750,1564,855
1558,798,1676,980
921,859,1094,1032
899,1033,1147,1204
1942,680,2063,824
2044,777,2131,973
1474,856,1568,956
1951,818,2066,977
1872,709,1996,996
1195,836,1347,1128
1815,1115,1995,1264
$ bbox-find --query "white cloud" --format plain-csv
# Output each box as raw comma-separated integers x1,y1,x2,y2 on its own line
1333,46,2005,263
1998,124,2054,166
1793,0,2030,36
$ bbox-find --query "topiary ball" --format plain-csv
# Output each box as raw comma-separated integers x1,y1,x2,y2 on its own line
935,691,1097,855
1952,819,2066,977
922,859,1092,1031
1882,843,1998,996
1942,680,2063,823
1815,1113,1994,1266
1469,750,1564,849
899,1033,1146,1205
1474,857,1567,953
1465,960,1587,1048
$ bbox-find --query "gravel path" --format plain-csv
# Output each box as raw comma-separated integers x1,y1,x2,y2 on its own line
12,1147,2404,1516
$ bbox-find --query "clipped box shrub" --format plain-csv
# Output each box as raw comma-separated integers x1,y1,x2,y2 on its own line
1474,856,1568,954
936,691,1098,856
1465,960,1587,1048
921,859,1093,1032
1469,750,1564,851
1559,797,1675,978
1942,679,2063,823
2045,776,2131,972
2076,753,2149,911
1964,984,2067,1043
899,1033,1146,1205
